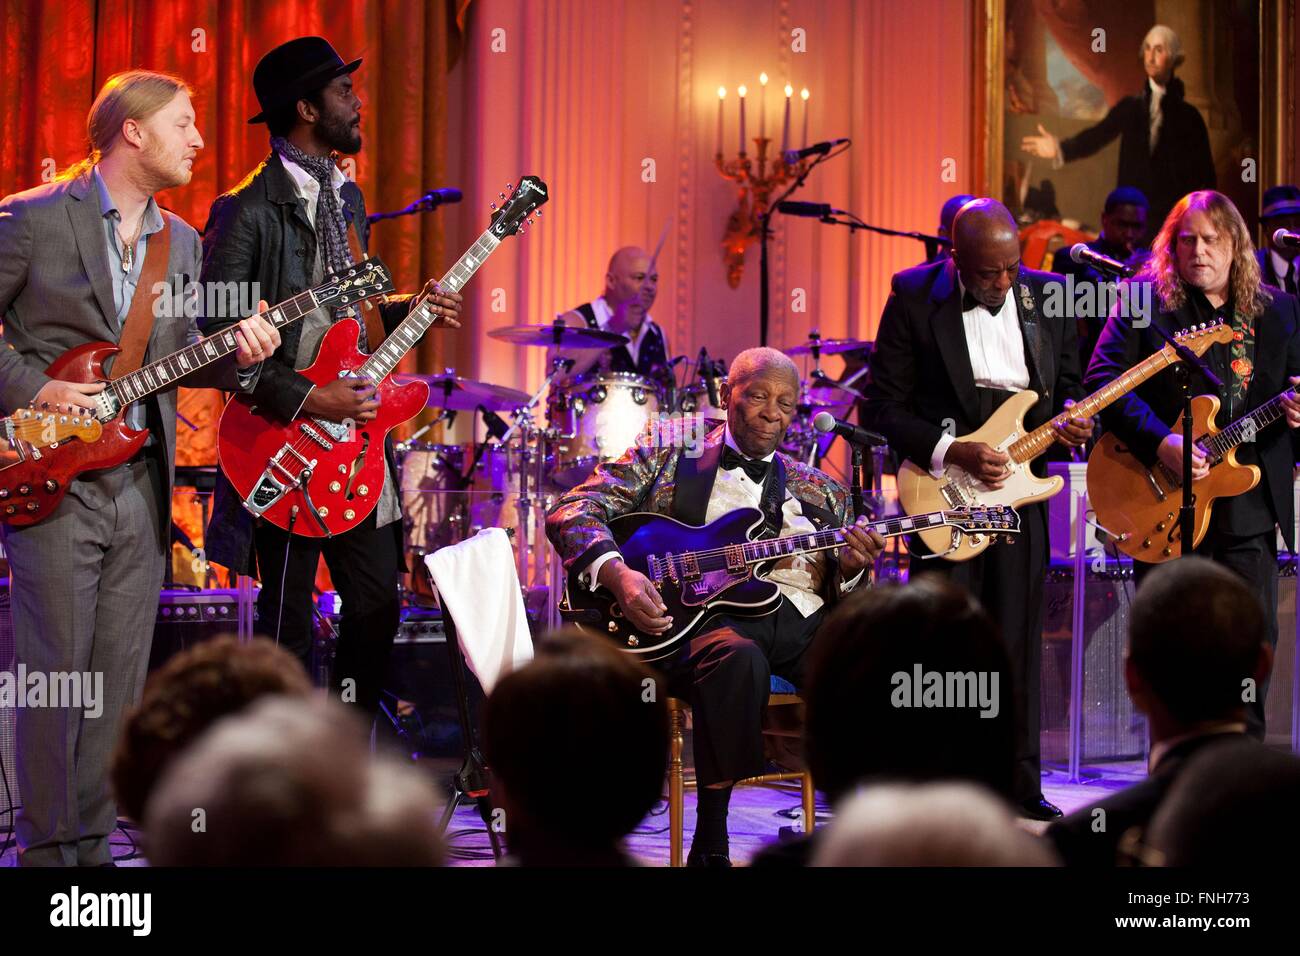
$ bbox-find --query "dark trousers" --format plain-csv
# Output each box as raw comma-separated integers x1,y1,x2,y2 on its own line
253,509,401,716
664,599,825,786
912,500,1048,803
1132,526,1278,739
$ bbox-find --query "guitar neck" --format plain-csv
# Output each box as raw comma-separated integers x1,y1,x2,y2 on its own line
731,511,953,567
357,229,501,382
1203,389,1290,458
106,287,321,411
1008,346,1181,464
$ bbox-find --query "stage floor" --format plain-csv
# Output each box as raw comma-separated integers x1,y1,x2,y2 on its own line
0,760,1150,867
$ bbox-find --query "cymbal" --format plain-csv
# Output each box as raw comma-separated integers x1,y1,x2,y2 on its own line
786,337,874,356
488,324,630,349
394,373,531,412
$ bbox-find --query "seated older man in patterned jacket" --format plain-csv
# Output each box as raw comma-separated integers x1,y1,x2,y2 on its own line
546,346,885,866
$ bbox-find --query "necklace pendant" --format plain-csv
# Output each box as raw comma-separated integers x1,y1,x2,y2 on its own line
121,245,133,274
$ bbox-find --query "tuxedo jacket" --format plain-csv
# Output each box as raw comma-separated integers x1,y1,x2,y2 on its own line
0,168,241,543
1084,281,1300,550
545,419,855,604
860,258,1086,477
1046,733,1251,867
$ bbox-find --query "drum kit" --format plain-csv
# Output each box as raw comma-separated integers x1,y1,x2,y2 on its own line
391,319,884,618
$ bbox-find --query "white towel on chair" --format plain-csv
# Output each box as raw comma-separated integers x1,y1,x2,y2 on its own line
425,528,533,693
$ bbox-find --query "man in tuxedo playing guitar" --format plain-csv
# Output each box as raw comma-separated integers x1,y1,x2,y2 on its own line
200,38,463,718
1085,190,1300,739
861,198,1093,820
0,71,279,866
547,347,886,866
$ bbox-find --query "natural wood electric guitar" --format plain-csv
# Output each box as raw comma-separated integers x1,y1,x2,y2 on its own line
894,320,1233,561
1087,387,1293,563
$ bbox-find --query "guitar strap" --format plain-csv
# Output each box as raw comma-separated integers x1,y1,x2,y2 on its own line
345,215,387,355
109,218,171,380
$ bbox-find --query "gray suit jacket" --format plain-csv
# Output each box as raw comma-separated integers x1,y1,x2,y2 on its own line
0,168,242,542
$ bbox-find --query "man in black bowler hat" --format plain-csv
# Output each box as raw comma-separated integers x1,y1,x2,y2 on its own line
201,37,465,717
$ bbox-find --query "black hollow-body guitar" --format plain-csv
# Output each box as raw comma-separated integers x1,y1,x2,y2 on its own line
563,504,1020,663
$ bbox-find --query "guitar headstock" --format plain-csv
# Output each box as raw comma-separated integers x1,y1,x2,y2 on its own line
1166,319,1235,359
944,505,1021,535
9,406,103,449
315,257,396,311
490,176,549,239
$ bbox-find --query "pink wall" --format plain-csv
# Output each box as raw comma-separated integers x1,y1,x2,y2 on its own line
435,0,974,422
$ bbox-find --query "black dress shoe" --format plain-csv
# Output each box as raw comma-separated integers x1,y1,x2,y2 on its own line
1019,797,1063,821
686,849,732,868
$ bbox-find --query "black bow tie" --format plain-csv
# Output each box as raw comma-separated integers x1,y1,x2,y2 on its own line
721,446,771,483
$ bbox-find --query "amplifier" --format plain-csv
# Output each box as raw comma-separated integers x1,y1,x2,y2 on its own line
148,588,242,672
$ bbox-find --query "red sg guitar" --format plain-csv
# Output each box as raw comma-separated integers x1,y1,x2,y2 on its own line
0,259,395,527
217,175,549,537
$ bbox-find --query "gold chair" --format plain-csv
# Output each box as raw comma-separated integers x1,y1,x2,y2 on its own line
666,686,816,867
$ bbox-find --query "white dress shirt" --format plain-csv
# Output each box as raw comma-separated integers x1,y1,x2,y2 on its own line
1148,77,1166,153
1271,249,1294,291
928,281,1031,475
590,295,657,368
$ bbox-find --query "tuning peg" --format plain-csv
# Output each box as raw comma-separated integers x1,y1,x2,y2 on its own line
526,218,534,226
498,191,506,200
517,226,526,236
535,209,543,217
490,202,497,211
506,182,514,191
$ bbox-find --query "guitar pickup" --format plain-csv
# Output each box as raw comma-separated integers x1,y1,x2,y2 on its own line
680,553,700,582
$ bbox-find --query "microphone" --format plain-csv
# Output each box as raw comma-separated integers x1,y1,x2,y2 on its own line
1273,228,1300,249
813,411,887,446
782,138,850,165
422,187,463,207
776,200,844,218
1069,243,1134,278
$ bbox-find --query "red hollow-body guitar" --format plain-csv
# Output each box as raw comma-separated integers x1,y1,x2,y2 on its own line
0,259,394,526
217,175,549,537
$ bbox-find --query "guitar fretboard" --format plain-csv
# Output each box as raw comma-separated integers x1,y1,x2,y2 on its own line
106,288,319,413
1203,390,1290,459
357,230,501,382
1008,326,1224,464
684,511,957,574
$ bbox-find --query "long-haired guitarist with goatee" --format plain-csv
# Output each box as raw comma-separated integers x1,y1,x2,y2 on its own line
1085,190,1300,739
547,347,886,866
0,71,280,866
861,198,1093,821
200,38,462,717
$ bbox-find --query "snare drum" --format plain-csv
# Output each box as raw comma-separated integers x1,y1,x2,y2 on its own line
548,372,660,488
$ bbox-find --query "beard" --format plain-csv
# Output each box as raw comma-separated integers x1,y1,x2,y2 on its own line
139,136,191,191
320,109,362,154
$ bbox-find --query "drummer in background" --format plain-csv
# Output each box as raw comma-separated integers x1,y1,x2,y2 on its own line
552,246,669,380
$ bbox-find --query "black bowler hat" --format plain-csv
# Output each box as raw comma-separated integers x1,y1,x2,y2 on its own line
1261,185,1300,221
247,36,361,124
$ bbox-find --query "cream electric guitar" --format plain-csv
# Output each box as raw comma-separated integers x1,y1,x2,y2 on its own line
895,320,1233,561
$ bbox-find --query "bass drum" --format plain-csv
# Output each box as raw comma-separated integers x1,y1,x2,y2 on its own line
397,443,467,603
548,372,660,488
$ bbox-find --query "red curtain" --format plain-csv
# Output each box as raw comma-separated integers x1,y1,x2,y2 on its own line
0,0,467,583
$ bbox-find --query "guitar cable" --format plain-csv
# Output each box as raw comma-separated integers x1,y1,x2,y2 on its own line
275,505,299,647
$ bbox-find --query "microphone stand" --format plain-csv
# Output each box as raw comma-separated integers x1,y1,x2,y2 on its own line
816,211,942,260
367,191,460,224
1148,322,1223,556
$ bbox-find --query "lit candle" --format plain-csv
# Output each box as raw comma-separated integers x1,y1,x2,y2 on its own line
782,84,793,155
716,86,726,155
759,72,768,140
738,85,747,153
801,87,810,148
